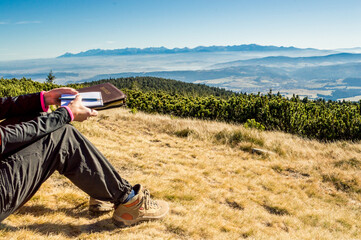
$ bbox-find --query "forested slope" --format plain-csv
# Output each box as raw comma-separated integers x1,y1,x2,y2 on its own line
85,77,236,98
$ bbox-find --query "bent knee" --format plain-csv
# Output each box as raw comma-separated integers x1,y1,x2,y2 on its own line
62,124,77,132
51,124,79,140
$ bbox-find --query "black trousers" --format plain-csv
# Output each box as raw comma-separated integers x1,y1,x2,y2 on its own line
0,124,132,222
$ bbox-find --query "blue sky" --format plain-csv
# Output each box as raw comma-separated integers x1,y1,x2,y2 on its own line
1,0,361,60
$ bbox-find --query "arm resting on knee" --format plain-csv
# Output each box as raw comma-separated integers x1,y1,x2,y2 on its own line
0,107,71,156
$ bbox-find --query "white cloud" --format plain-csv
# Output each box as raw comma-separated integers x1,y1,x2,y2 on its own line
15,21,41,25
0,21,8,24
106,40,116,44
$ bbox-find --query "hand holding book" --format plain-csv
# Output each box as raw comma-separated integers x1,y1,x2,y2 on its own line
60,83,126,110
65,94,98,122
43,87,79,106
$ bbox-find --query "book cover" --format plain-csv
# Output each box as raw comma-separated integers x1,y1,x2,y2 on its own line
76,83,126,110
78,83,126,104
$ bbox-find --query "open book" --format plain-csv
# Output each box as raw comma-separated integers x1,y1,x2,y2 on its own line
77,83,127,110
60,92,103,108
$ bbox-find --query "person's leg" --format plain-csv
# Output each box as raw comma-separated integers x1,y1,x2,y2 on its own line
0,124,132,222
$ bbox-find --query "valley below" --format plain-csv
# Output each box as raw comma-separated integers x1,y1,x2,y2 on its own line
2,45,361,101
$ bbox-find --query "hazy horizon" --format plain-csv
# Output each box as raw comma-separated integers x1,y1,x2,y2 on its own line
0,48,335,82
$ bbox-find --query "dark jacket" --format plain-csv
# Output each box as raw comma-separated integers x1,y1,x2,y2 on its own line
0,92,71,158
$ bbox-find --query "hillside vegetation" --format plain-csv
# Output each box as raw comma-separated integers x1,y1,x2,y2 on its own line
0,107,360,239
86,77,236,98
4,77,361,141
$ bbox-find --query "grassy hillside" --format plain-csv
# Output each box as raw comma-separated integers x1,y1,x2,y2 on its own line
1,108,360,239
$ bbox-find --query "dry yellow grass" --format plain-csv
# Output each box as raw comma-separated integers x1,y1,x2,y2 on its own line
1,107,361,239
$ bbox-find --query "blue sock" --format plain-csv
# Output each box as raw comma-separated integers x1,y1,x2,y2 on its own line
123,189,135,203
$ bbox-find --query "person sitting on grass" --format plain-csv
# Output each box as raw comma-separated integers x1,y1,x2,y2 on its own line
0,87,169,226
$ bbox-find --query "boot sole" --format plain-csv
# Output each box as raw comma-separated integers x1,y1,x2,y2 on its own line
112,210,169,227
89,206,113,212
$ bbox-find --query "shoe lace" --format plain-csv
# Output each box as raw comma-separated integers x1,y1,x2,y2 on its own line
143,189,159,210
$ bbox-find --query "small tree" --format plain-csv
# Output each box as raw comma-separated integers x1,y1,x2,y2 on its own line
46,70,56,83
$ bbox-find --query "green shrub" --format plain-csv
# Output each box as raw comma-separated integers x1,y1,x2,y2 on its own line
244,119,265,131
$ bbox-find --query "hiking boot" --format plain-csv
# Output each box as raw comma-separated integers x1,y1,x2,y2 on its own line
113,184,169,226
89,197,114,213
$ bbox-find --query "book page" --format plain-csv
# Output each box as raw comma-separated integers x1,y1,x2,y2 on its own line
60,92,103,108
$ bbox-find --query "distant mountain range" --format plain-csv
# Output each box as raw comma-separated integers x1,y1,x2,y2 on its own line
58,44,315,58
213,53,361,68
